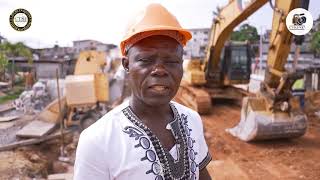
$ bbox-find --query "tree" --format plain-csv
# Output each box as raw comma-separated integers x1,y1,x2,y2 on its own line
0,52,8,81
311,31,320,57
0,41,33,83
231,23,259,43
1,42,33,63
310,15,320,57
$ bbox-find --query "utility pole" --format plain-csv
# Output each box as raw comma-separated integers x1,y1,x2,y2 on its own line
11,59,15,89
259,26,263,74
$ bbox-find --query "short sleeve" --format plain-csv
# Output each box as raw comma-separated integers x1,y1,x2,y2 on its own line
192,111,212,170
74,129,110,180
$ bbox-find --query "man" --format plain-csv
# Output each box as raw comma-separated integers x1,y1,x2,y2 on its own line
24,70,34,90
292,77,305,109
74,3,212,180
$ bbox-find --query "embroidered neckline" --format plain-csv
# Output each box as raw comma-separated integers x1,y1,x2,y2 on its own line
122,103,191,179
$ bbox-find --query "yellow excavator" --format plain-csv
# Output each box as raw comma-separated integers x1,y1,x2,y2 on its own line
176,0,309,141
176,0,271,114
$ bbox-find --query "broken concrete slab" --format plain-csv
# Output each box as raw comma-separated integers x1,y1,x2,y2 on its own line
16,120,56,138
0,121,15,130
0,129,72,151
0,116,20,122
0,102,14,114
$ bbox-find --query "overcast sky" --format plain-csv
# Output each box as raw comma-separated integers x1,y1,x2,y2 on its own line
0,0,319,49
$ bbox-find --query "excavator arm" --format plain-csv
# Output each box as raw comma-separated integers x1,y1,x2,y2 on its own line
227,0,309,141
205,0,268,84
178,0,274,113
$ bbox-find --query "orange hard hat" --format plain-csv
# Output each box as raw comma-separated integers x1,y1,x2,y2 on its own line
120,3,192,56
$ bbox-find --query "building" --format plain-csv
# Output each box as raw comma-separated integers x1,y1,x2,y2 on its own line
27,40,118,78
184,28,210,59
313,17,320,32
73,40,116,54
253,44,317,70
8,56,74,79
253,26,319,71
0,35,6,44
33,46,75,61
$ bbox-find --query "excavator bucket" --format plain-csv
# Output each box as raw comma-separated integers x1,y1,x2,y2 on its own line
226,97,307,141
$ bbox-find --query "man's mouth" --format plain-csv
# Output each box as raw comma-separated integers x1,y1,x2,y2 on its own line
149,85,170,93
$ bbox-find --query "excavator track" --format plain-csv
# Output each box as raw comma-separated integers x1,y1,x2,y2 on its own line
174,81,211,114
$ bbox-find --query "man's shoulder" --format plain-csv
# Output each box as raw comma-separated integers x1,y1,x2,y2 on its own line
81,101,129,140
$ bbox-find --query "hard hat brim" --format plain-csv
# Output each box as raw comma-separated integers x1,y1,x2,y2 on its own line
120,26,192,56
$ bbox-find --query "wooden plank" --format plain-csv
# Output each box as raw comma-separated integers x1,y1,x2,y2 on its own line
38,97,66,124
0,121,15,129
16,120,56,138
0,116,20,122
0,104,14,113
0,82,10,87
0,129,72,152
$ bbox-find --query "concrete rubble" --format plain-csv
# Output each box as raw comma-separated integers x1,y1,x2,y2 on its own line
13,81,51,114
12,79,65,115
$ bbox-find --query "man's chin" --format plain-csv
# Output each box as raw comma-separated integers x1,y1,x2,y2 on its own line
143,97,172,107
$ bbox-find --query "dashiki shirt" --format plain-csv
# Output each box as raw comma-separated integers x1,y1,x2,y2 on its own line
74,101,212,180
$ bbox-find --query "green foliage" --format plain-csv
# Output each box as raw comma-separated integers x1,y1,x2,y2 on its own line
311,31,320,57
0,48,9,80
231,23,259,42
0,41,33,81
0,86,24,104
0,52,8,71
310,15,320,57
0,41,33,63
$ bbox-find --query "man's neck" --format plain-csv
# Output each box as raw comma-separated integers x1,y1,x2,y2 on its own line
129,96,173,125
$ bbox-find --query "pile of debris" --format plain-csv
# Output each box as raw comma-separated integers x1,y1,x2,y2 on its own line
12,81,51,114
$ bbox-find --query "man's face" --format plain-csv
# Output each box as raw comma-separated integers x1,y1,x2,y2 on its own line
123,35,184,106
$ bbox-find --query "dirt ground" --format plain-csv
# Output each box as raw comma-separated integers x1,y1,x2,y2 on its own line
0,133,77,179
0,93,319,179
204,99,320,180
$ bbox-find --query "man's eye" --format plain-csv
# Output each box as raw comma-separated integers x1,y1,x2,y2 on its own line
138,58,151,62
166,60,180,64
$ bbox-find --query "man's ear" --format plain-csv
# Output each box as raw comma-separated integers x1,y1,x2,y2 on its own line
122,56,129,71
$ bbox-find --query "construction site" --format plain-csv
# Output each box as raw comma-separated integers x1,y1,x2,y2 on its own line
0,0,320,179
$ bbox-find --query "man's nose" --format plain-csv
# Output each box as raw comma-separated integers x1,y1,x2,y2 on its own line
151,63,168,76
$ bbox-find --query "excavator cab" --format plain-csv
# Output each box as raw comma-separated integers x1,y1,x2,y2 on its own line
221,42,252,85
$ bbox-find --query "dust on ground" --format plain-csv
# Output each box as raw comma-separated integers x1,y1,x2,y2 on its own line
204,94,320,180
